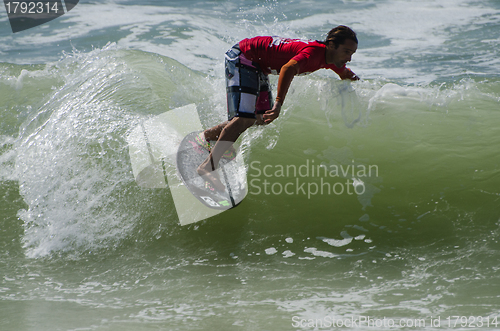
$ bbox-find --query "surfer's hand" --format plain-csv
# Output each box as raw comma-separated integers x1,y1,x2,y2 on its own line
263,102,281,124
255,114,265,125
340,68,360,81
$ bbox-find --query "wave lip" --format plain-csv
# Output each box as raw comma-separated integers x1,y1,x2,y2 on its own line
6,45,207,258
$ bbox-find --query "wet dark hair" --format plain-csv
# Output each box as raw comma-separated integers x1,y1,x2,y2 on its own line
325,25,358,48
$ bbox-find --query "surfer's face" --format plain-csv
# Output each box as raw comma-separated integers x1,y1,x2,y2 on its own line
326,39,357,68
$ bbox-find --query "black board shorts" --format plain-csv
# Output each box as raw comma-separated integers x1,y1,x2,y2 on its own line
225,44,273,120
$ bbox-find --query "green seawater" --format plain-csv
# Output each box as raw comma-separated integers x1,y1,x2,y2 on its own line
1,45,500,331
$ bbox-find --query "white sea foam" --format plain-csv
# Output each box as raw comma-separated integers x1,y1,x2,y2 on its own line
2,0,499,82
12,48,151,257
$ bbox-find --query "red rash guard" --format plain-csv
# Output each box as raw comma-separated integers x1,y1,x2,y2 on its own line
239,36,357,103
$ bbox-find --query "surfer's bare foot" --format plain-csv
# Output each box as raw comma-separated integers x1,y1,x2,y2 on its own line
197,161,225,192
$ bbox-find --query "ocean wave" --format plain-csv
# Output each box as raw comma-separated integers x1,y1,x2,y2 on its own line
1,43,499,258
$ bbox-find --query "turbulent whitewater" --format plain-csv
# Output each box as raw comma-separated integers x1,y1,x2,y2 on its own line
1,0,499,330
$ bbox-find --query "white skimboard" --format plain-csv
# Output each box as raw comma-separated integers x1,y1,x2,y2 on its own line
127,104,247,225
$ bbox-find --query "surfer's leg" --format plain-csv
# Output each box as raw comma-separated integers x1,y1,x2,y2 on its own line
214,116,255,156
203,121,229,141
200,44,260,151
197,45,260,190
197,117,255,191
